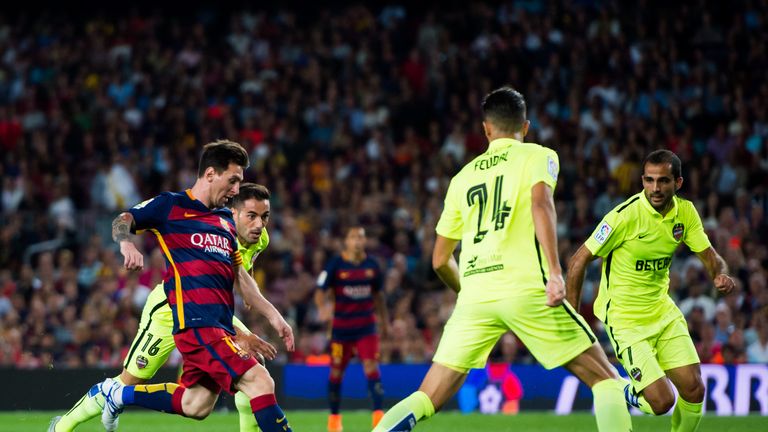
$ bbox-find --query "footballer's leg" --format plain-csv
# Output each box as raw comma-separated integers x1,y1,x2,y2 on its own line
237,364,293,432
235,390,261,432
658,316,705,432
630,376,676,415
358,334,384,428
666,363,704,432
232,316,262,432
99,327,239,429
603,317,664,416
328,340,354,432
565,344,636,432
372,361,466,432
507,298,632,432
374,302,503,431
53,287,173,432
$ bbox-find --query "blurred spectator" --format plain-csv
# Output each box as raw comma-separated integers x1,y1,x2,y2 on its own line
746,311,768,363
679,280,717,322
0,1,767,368
713,302,735,345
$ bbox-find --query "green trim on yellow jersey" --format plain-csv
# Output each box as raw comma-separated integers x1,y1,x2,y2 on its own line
585,192,711,326
435,138,560,304
238,228,269,273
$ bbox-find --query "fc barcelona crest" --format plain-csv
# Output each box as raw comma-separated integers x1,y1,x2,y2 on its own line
220,217,232,232
237,349,251,360
230,339,251,360
672,223,684,241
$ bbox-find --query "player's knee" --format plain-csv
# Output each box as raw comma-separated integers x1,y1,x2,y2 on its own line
648,393,675,415
119,369,147,386
362,360,379,376
329,367,344,381
678,377,705,403
240,364,275,395
183,398,214,420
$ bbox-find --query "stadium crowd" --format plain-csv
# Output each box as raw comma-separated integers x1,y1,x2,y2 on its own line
1,0,767,370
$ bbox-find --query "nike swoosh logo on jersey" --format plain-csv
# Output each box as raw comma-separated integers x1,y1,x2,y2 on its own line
276,416,286,423
638,234,648,239
184,212,197,218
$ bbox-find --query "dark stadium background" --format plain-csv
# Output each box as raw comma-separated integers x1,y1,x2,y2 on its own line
0,0,766,414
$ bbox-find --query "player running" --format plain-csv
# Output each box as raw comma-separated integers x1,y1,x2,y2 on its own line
49,182,277,432
373,87,632,432
566,149,734,432
315,225,388,431
91,141,292,432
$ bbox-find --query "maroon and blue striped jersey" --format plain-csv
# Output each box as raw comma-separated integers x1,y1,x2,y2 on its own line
317,255,382,341
129,189,240,335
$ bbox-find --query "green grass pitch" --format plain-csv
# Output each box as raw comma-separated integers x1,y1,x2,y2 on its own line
1,411,764,432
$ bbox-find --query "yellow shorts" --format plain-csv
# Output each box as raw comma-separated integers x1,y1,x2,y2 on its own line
433,295,596,370
607,314,699,392
124,286,177,379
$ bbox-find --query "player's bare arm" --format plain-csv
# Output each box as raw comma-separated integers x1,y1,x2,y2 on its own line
696,246,735,294
531,182,565,306
314,289,334,323
565,245,598,309
374,291,389,339
432,235,461,293
112,212,144,271
235,265,295,351
234,325,277,361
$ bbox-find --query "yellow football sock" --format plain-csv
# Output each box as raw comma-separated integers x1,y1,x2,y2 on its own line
56,376,124,432
592,378,634,432
372,391,434,432
235,390,261,432
671,396,703,432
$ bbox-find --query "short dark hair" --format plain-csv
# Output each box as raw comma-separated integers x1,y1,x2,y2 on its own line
643,149,682,178
344,224,365,236
230,183,270,209
481,86,527,133
197,140,249,178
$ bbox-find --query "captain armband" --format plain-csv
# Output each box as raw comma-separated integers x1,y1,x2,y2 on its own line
232,250,244,267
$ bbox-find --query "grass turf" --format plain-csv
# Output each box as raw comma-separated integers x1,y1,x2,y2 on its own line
1,410,764,432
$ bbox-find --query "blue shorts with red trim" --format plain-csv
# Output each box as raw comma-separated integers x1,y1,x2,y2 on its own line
174,327,257,394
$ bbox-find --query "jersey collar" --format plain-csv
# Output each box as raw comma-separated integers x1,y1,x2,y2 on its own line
184,188,221,213
639,191,679,220
237,237,261,255
237,228,268,266
487,138,522,151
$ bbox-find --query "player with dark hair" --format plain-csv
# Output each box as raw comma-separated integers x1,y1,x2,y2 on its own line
373,87,632,432
86,140,292,432
315,225,388,431
567,149,735,432
50,182,276,432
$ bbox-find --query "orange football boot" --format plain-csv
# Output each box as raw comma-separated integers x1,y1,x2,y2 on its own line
372,410,384,428
327,413,343,432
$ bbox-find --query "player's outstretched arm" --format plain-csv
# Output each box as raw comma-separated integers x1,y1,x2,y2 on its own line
432,234,461,293
112,212,144,271
696,247,735,294
235,265,295,351
531,182,565,306
565,245,598,309
232,316,277,361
